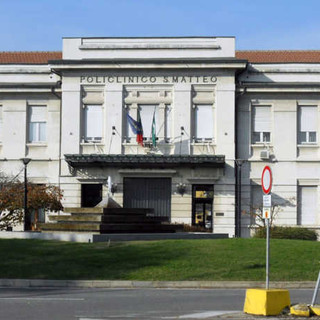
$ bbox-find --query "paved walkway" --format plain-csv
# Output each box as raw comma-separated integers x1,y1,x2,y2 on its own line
207,312,308,319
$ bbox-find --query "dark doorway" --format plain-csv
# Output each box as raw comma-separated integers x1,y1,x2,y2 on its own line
30,208,45,231
192,185,214,230
81,184,102,207
123,178,171,219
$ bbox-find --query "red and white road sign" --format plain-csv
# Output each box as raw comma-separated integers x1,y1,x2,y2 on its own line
261,166,272,194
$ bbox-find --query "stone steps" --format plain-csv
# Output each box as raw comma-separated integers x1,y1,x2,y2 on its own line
100,223,179,234
40,222,179,233
48,214,166,224
101,215,166,224
63,207,104,214
49,215,102,222
40,222,100,232
40,207,181,234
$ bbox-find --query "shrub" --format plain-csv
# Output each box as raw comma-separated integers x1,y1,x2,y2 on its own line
254,226,318,241
180,224,211,233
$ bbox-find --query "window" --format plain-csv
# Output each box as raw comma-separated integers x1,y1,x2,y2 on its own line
194,104,214,142
298,106,317,144
83,105,102,142
126,104,171,143
139,104,158,141
252,106,271,143
165,104,172,142
28,105,46,143
0,105,3,142
298,186,317,225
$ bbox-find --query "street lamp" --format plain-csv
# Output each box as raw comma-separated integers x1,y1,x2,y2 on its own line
235,159,247,238
21,158,31,231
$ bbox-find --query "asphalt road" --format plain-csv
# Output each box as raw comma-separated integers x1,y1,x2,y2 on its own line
0,287,315,320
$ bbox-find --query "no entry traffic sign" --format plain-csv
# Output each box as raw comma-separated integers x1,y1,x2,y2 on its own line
261,166,272,194
261,165,273,290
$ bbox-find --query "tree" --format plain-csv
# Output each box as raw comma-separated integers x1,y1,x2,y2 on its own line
244,195,296,229
0,174,63,231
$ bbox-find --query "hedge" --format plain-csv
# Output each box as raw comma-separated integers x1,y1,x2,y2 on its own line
253,226,318,241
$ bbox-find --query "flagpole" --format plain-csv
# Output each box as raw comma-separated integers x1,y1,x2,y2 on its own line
152,107,156,148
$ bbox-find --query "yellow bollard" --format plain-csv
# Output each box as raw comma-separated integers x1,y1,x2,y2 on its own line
244,288,290,316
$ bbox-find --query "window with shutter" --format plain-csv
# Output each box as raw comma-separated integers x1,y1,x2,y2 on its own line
139,104,158,140
298,106,317,144
83,105,102,142
252,106,271,143
0,106,2,142
298,186,317,225
28,105,46,143
165,104,172,143
194,104,214,142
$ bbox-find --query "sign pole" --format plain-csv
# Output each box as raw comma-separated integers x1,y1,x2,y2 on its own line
266,217,270,290
262,166,272,291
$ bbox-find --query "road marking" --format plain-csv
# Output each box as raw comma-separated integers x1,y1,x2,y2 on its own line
78,316,143,319
77,311,241,320
163,310,239,319
0,297,84,301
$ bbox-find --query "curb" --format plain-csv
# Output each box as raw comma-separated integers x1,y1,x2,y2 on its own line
0,280,316,289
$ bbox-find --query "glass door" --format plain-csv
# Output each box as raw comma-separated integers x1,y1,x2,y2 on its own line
192,185,214,231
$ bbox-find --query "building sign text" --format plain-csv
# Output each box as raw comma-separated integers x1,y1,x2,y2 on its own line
80,75,217,84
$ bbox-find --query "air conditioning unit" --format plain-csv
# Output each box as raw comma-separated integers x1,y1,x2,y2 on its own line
260,150,270,160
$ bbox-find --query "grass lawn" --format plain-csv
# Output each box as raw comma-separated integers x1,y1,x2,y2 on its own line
0,238,319,281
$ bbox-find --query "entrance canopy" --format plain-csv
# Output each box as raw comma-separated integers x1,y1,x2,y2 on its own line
65,154,225,169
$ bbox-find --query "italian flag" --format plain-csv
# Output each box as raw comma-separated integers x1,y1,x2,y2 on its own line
151,110,156,147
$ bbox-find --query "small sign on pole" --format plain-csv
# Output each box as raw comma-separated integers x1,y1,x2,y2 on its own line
261,165,273,290
263,195,271,208
263,207,271,219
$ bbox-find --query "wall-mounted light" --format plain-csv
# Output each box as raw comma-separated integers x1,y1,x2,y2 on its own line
111,183,118,195
176,182,186,195
112,126,116,136
180,126,184,136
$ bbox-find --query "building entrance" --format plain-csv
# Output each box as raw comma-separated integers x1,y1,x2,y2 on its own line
123,178,171,219
81,184,102,207
192,185,213,230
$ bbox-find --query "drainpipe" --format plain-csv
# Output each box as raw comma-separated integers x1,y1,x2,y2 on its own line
50,79,62,190
51,80,61,99
234,64,248,237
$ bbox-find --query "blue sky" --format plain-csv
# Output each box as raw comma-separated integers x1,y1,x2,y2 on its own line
1,0,320,51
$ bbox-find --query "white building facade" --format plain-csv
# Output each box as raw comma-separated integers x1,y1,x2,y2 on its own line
0,38,319,237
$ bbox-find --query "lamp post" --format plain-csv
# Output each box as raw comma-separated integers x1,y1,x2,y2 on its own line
21,158,31,231
235,159,246,238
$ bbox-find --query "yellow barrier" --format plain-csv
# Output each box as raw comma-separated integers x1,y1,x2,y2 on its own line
290,304,310,317
310,305,320,316
244,288,290,316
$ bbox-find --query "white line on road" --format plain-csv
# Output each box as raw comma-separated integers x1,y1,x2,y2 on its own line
0,297,84,301
163,310,240,319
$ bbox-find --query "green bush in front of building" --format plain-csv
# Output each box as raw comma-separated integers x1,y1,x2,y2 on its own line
254,226,318,241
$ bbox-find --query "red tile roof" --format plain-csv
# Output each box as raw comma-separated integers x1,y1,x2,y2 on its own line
236,50,320,63
1,50,320,64
0,51,62,64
